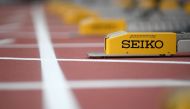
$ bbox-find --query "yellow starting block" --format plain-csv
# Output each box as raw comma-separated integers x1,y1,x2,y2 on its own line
61,9,98,25
184,1,190,14
166,89,190,109
138,0,157,10
88,31,190,58
116,0,134,9
79,18,126,35
159,0,180,11
105,31,176,55
47,3,98,25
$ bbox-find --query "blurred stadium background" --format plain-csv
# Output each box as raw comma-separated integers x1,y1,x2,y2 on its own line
1,0,190,32
0,0,190,109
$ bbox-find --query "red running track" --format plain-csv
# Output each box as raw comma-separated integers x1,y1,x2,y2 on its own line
0,5,189,109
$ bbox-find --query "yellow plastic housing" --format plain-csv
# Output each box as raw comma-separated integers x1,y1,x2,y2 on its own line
62,9,98,25
166,90,190,109
47,3,70,12
116,0,134,9
79,18,126,35
105,31,176,55
184,2,190,14
159,0,179,11
138,0,157,9
47,3,98,25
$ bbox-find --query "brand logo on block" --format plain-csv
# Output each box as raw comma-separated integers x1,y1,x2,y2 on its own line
122,40,164,49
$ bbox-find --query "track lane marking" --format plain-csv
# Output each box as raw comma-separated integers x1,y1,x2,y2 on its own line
0,79,189,90
69,79,190,89
0,38,15,45
0,57,190,64
0,57,40,61
14,31,79,36
32,5,79,109
0,43,103,48
0,82,41,90
57,59,190,64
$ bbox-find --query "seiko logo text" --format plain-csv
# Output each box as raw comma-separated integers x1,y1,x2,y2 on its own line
122,40,164,48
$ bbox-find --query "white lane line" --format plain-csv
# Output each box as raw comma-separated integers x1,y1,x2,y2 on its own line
32,5,79,109
0,80,189,90
0,57,190,65
15,31,78,36
70,80,190,89
0,38,15,45
0,82,41,90
0,43,103,48
0,44,38,48
0,57,40,61
57,58,190,65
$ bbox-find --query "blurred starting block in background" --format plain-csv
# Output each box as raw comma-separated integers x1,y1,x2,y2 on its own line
88,31,190,58
159,0,180,11
115,0,134,9
166,88,190,109
62,9,98,25
184,1,190,15
47,2,98,25
113,0,190,32
79,18,126,35
46,0,190,33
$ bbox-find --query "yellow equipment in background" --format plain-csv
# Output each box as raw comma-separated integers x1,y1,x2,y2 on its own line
159,0,180,11
184,1,190,15
62,9,98,25
79,18,126,35
138,0,157,10
166,89,190,109
46,2,98,25
115,0,134,9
